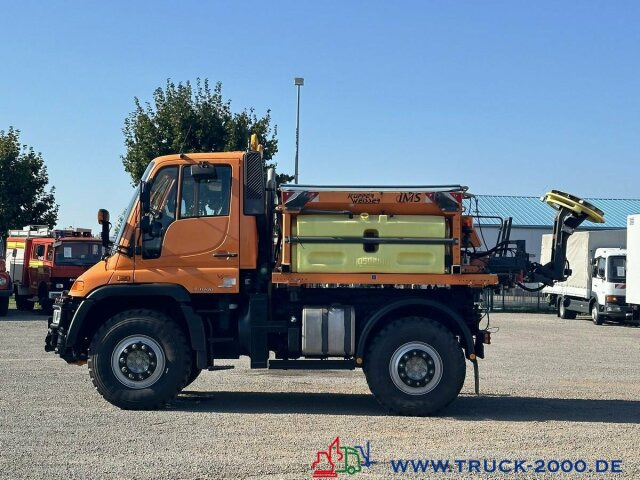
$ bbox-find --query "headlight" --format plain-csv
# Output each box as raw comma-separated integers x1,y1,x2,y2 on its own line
606,295,625,304
55,283,64,289
0,277,7,286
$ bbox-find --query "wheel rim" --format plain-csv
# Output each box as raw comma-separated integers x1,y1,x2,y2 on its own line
111,335,166,389
592,306,598,322
389,341,443,395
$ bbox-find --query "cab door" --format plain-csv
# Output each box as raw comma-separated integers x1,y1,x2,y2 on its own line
29,242,46,294
592,256,606,304
133,163,240,294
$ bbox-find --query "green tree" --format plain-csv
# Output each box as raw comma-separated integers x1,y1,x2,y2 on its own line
0,128,58,235
122,79,291,184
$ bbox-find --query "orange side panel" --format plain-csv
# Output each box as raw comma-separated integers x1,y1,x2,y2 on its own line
239,215,258,269
281,191,455,215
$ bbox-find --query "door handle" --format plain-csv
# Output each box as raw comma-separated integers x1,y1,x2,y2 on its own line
213,252,238,258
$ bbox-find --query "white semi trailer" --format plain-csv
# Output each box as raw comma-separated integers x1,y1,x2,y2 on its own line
541,230,630,324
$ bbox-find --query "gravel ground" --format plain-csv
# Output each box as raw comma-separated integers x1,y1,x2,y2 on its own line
0,309,638,479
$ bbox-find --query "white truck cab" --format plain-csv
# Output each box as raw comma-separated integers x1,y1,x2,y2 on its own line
590,248,628,322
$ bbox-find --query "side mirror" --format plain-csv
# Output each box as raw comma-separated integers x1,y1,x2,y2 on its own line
140,215,151,234
150,221,163,238
97,209,110,225
97,209,111,248
140,216,162,238
140,181,151,215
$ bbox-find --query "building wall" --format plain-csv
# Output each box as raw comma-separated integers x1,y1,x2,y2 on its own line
474,226,552,261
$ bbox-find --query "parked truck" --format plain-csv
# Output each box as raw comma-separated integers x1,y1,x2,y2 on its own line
625,215,640,321
541,230,629,324
45,141,605,415
0,238,11,316
6,226,104,313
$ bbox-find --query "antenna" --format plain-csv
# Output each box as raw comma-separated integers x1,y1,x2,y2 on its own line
179,125,192,155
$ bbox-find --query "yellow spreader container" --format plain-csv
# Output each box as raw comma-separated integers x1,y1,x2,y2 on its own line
292,214,446,274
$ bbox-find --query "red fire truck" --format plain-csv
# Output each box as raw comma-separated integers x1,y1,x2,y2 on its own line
0,239,11,316
6,226,104,313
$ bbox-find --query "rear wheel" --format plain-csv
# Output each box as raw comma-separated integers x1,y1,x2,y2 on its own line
39,286,53,315
592,302,603,325
15,294,34,311
0,297,8,316
88,309,192,409
364,316,466,416
558,297,577,319
183,364,202,389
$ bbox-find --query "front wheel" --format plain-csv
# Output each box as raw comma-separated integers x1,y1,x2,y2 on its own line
88,309,192,409
592,302,603,325
364,316,466,416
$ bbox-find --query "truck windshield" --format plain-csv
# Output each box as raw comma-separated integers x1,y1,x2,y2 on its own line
113,161,155,247
54,243,104,266
113,190,137,247
608,256,626,282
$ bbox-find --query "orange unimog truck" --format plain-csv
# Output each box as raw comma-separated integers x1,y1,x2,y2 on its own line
45,139,604,415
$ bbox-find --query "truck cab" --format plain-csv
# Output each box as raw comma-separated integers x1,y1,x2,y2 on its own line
6,226,103,313
590,248,628,322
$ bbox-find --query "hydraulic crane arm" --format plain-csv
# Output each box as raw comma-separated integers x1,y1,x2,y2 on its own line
484,190,605,286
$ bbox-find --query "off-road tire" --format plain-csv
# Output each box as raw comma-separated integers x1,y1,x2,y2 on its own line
591,302,603,325
0,297,8,316
183,364,202,389
364,316,466,416
558,298,577,320
88,309,192,410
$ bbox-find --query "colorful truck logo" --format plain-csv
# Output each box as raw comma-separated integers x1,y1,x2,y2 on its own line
312,437,376,477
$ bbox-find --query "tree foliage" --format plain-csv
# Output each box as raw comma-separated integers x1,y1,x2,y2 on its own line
122,79,290,184
0,128,58,235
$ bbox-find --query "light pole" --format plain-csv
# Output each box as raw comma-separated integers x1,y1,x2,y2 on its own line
294,77,304,184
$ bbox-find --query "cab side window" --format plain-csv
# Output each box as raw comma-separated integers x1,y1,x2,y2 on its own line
180,165,231,218
46,246,53,262
596,257,606,278
141,166,178,259
34,244,45,260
